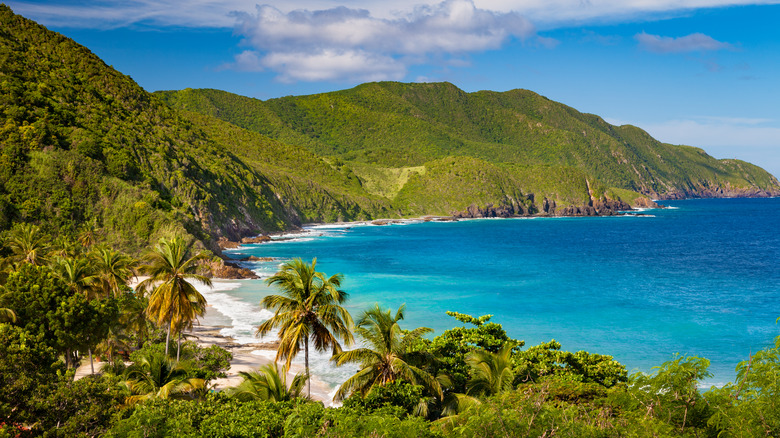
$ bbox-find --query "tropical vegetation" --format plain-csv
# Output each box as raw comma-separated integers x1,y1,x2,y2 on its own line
256,257,354,397
2,228,780,436
137,235,211,359
332,304,442,405
4,4,780,437
2,3,779,262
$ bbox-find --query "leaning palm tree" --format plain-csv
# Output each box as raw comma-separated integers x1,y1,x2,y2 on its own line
138,236,211,359
227,363,308,402
90,246,137,298
121,350,205,405
256,257,354,398
332,304,442,403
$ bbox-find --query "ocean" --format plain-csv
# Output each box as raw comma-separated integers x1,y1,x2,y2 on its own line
199,197,780,391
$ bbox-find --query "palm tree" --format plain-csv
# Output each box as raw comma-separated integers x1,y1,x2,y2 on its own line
5,223,49,266
441,342,516,416
227,363,308,402
332,304,442,402
51,256,98,298
90,246,137,298
51,235,82,259
119,293,151,349
138,236,211,360
121,351,205,405
51,255,103,373
465,342,516,397
256,257,354,398
77,218,102,249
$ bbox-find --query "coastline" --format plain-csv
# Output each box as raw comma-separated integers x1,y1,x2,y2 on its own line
187,319,334,403
107,277,337,404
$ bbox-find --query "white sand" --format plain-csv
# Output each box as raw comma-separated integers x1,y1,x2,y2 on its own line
75,310,334,404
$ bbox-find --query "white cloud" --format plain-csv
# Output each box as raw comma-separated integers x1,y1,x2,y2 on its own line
229,0,534,82
635,32,733,53
7,0,780,29
251,49,407,82
7,0,779,83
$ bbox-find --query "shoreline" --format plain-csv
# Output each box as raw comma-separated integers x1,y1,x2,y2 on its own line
121,277,336,404
187,321,334,403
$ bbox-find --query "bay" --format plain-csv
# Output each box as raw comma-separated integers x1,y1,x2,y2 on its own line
209,198,780,388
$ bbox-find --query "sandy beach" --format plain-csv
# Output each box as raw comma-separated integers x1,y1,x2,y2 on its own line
76,283,335,404
186,320,334,403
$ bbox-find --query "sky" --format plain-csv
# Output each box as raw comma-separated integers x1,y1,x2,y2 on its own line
6,0,780,178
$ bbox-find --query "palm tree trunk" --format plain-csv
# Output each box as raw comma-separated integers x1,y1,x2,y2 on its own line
305,337,310,398
89,347,94,374
165,322,171,356
177,331,181,362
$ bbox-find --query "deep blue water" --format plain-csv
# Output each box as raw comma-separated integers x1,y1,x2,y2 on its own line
217,198,780,387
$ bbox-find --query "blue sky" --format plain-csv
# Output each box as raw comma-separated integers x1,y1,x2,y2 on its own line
6,1,780,178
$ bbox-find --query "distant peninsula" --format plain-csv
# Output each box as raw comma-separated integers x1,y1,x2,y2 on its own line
1,4,778,256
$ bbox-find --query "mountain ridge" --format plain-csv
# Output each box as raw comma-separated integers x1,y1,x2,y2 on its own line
157,84,779,203
1,4,778,256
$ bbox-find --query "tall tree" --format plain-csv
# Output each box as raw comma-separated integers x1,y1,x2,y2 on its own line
256,257,354,398
51,255,101,372
138,236,211,360
332,304,442,402
0,264,114,369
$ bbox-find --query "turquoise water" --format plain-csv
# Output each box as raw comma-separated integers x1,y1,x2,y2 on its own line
214,198,780,388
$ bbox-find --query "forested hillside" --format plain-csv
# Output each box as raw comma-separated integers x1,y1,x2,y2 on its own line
159,84,780,203
0,5,388,253
2,3,779,256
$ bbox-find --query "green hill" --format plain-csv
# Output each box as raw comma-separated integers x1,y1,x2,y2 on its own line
2,4,778,255
158,84,780,203
0,5,388,253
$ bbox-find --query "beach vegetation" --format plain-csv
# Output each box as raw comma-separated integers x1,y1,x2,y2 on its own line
257,257,354,398
137,235,212,360
227,363,307,402
120,350,206,404
3,5,780,435
332,304,443,407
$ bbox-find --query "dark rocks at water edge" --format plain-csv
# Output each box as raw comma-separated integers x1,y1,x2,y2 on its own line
237,255,276,262
452,197,658,219
217,235,272,250
204,258,259,280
